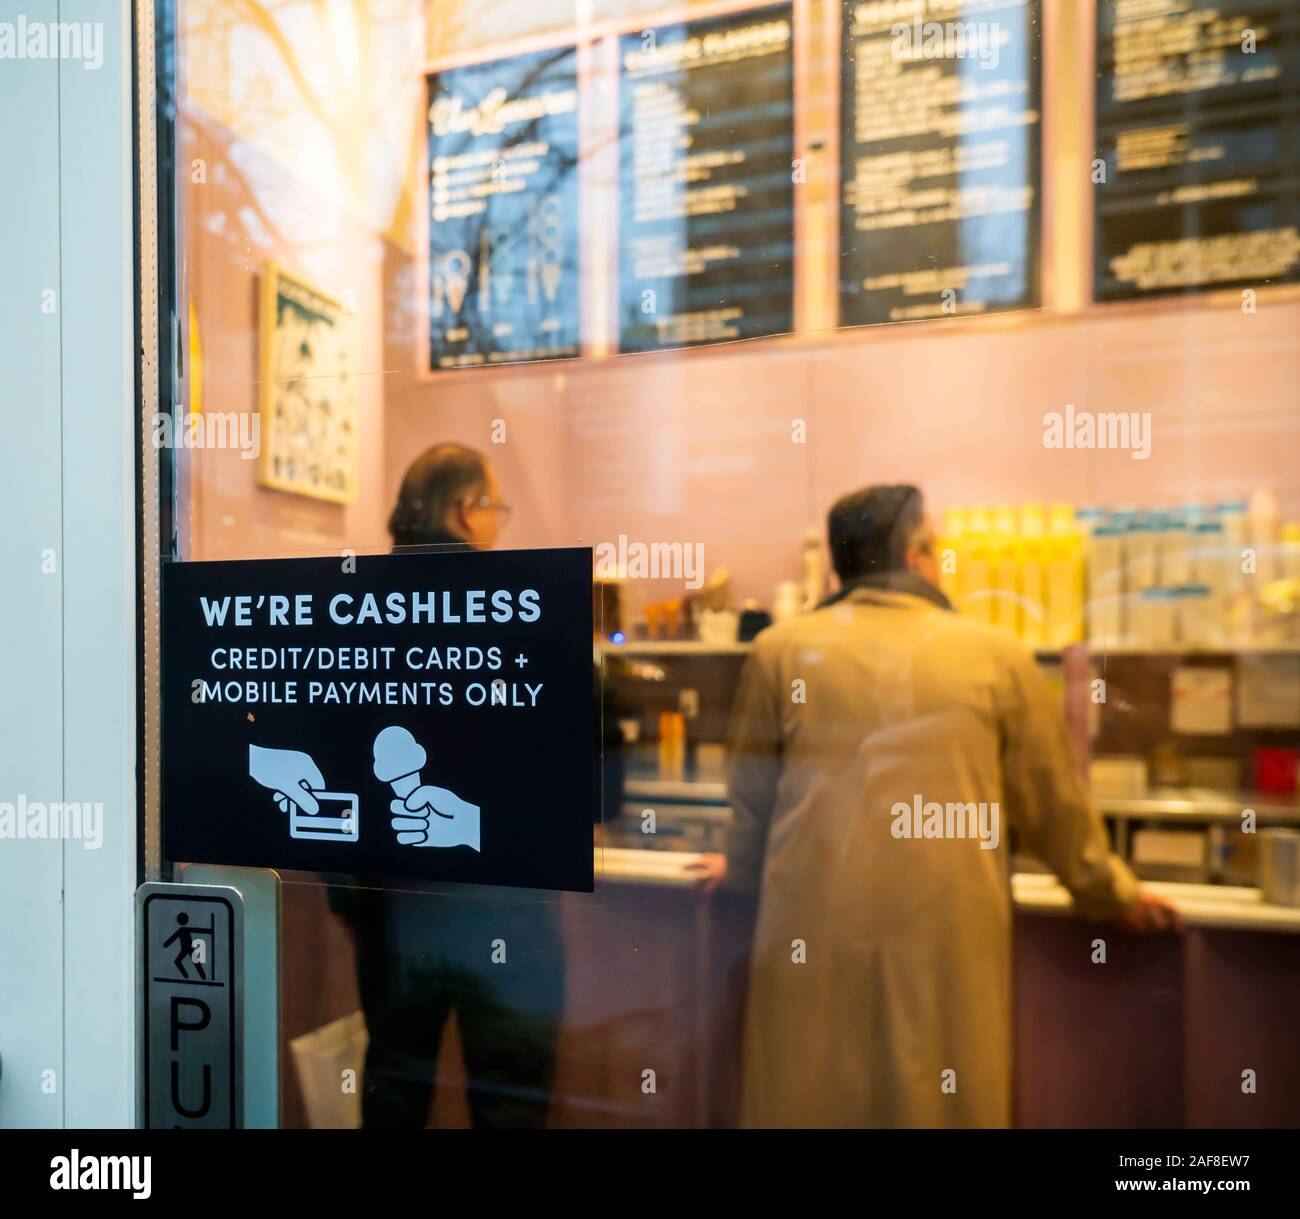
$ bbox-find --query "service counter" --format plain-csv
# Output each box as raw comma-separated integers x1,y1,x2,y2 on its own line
281,846,1300,1128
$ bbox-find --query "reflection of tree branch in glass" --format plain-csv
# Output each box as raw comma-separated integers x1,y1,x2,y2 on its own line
427,42,584,366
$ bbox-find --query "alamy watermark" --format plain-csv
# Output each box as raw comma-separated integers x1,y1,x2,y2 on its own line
50,1150,150,1199
891,794,1000,850
594,534,705,590
0,16,103,69
0,796,103,849
1043,404,1151,461
153,411,260,460
891,17,1002,70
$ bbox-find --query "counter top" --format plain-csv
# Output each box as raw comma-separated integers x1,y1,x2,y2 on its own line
620,779,1300,824
597,846,722,889
605,639,1300,658
594,847,1300,932
1012,873,1300,933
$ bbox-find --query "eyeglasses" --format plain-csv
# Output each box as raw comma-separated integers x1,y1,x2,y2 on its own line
471,495,512,521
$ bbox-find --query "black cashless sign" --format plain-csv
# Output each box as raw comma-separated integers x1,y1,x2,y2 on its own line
162,548,595,892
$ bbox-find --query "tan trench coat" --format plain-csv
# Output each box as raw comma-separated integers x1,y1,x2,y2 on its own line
725,587,1139,1128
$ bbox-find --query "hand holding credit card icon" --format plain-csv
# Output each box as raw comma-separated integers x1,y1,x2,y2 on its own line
248,744,359,843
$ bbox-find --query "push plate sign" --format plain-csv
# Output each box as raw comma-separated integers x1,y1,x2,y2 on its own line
162,547,595,891
138,883,242,1128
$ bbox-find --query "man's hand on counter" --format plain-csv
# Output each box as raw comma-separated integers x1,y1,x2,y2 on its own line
685,855,726,892
1119,890,1185,934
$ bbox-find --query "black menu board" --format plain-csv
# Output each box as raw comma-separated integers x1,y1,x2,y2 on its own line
839,0,1041,326
617,4,796,352
1094,0,1300,302
426,46,581,369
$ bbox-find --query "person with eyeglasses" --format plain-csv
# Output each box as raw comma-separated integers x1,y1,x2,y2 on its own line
386,442,513,551
327,442,566,1128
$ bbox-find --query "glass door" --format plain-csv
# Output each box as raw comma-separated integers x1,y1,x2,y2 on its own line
154,0,1300,1131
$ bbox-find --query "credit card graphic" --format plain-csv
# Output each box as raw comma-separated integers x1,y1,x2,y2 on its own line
289,791,359,843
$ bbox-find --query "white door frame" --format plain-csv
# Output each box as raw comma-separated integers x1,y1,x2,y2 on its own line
0,0,138,1127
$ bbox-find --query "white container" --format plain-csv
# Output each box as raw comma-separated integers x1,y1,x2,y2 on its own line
1160,516,1191,587
1090,755,1149,798
1259,829,1300,907
1215,501,1248,594
1087,525,1124,646
697,608,739,645
1133,587,1177,647
1176,585,1217,646
1248,489,1279,585
1125,516,1157,594
1190,517,1222,590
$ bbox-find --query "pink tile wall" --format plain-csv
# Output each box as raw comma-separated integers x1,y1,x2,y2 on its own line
385,295,1300,606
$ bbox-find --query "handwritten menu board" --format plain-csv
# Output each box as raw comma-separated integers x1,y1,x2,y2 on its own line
426,46,581,369
1094,0,1300,301
839,0,1041,326
618,5,796,352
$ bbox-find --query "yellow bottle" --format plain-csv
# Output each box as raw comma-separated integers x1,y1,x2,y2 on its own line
938,507,965,606
990,505,1020,636
962,507,994,624
1018,503,1047,646
1045,503,1084,647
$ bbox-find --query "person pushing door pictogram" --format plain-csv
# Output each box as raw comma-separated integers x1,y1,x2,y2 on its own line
162,911,215,980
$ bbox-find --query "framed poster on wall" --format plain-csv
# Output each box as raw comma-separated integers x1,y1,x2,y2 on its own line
257,265,358,505
1094,0,1300,302
616,3,796,353
838,0,1042,326
425,43,582,370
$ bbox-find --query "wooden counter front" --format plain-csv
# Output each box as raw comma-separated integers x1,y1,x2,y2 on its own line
279,856,1300,1128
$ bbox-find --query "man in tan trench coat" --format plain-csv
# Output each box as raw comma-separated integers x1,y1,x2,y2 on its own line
726,484,1180,1128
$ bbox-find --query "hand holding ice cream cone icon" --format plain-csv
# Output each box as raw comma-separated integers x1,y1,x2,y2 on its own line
373,726,481,851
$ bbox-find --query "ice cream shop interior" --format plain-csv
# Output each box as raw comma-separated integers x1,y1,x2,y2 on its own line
170,0,1300,1128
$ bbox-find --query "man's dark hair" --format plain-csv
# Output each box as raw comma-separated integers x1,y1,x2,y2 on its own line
827,484,926,582
388,443,487,546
